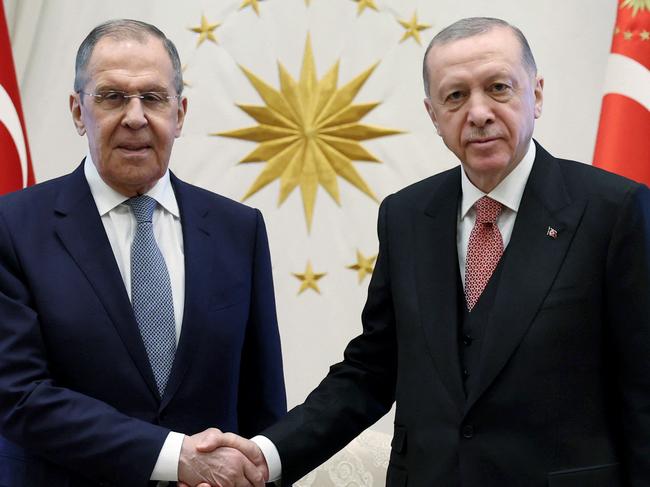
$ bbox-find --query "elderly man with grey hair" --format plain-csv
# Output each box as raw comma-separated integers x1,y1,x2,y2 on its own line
195,16,650,487
0,19,286,487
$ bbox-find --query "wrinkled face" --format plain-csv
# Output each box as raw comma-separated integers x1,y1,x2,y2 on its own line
424,27,543,192
70,35,186,196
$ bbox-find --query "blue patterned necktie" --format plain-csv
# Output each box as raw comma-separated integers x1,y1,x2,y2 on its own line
126,195,176,396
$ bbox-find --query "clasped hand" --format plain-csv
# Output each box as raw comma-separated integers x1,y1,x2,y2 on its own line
177,428,268,487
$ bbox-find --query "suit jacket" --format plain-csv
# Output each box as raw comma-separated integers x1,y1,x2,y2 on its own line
263,142,650,486
0,163,287,486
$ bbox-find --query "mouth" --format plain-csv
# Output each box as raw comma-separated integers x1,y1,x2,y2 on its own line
466,136,500,146
116,143,152,156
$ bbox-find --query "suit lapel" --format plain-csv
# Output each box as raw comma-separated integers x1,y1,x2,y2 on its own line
54,164,159,399
465,143,587,412
414,168,465,413
160,175,212,409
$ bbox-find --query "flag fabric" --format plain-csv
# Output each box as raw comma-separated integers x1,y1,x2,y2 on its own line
593,0,650,185
0,2,34,194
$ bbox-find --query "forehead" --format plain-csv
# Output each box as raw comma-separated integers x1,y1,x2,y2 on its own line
426,27,525,86
85,35,174,89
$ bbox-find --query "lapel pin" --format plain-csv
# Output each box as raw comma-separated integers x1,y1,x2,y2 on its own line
546,226,558,239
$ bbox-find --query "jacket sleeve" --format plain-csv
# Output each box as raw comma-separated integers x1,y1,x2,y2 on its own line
605,183,650,486
237,209,287,438
262,197,398,484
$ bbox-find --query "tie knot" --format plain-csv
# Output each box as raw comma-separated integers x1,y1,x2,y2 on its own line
474,196,502,224
126,195,157,223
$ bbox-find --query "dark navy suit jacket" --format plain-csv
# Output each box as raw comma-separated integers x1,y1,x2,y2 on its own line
0,163,287,486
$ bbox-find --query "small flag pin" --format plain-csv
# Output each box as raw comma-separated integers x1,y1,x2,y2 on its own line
546,226,558,239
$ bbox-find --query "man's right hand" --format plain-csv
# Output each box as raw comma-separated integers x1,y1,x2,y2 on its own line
177,428,268,487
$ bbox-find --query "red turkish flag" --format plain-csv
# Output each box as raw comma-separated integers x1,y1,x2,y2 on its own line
0,4,34,194
593,1,650,185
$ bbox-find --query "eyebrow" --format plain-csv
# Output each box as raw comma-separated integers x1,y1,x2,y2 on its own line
437,69,518,93
93,84,171,93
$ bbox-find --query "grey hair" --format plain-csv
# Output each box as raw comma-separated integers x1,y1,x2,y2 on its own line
74,19,183,96
422,17,537,97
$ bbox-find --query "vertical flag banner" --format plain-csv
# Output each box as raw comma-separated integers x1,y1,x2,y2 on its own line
593,0,650,185
0,2,34,194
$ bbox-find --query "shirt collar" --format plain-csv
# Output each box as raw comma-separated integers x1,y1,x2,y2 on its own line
460,140,536,220
83,153,179,218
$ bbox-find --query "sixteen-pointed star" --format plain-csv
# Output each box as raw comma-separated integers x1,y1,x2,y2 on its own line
215,35,402,231
347,250,377,283
398,11,432,45
293,261,326,295
353,0,378,15
240,0,264,16
189,14,220,47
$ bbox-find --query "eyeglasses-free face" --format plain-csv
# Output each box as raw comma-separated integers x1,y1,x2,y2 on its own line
423,27,543,193
70,35,187,197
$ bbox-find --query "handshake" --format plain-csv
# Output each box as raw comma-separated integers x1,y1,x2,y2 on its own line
177,428,270,487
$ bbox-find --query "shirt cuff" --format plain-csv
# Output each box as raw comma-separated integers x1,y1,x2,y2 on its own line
150,431,185,481
251,435,282,482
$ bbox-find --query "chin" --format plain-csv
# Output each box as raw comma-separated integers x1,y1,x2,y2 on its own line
464,154,512,173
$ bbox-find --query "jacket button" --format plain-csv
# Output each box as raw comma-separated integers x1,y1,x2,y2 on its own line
462,334,473,346
462,425,474,438
462,369,470,380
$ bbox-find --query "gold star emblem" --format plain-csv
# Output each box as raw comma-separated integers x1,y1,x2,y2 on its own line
347,250,377,283
215,35,402,231
293,261,326,294
398,11,431,45
621,0,650,16
614,26,621,35
189,14,220,47
353,0,378,15
623,30,634,40
240,0,264,16
640,30,650,41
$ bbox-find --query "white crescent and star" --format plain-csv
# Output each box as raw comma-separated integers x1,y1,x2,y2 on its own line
0,83,29,188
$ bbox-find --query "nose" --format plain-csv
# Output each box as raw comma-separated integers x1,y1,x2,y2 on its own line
466,92,494,128
121,97,148,130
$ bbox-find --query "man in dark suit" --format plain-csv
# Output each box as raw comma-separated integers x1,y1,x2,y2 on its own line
0,19,285,487
196,16,650,487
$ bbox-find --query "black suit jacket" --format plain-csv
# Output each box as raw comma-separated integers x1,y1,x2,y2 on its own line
0,163,287,486
263,142,650,486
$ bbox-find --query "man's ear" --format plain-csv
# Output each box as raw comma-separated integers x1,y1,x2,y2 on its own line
175,96,188,138
70,93,86,136
534,75,544,119
424,97,441,135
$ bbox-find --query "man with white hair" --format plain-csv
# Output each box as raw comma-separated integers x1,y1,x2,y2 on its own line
0,19,286,487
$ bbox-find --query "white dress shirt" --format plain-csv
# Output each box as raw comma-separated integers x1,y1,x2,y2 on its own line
457,142,536,285
84,156,185,482
255,142,537,483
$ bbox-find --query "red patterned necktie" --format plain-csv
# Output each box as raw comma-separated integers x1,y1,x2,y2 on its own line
465,196,504,311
